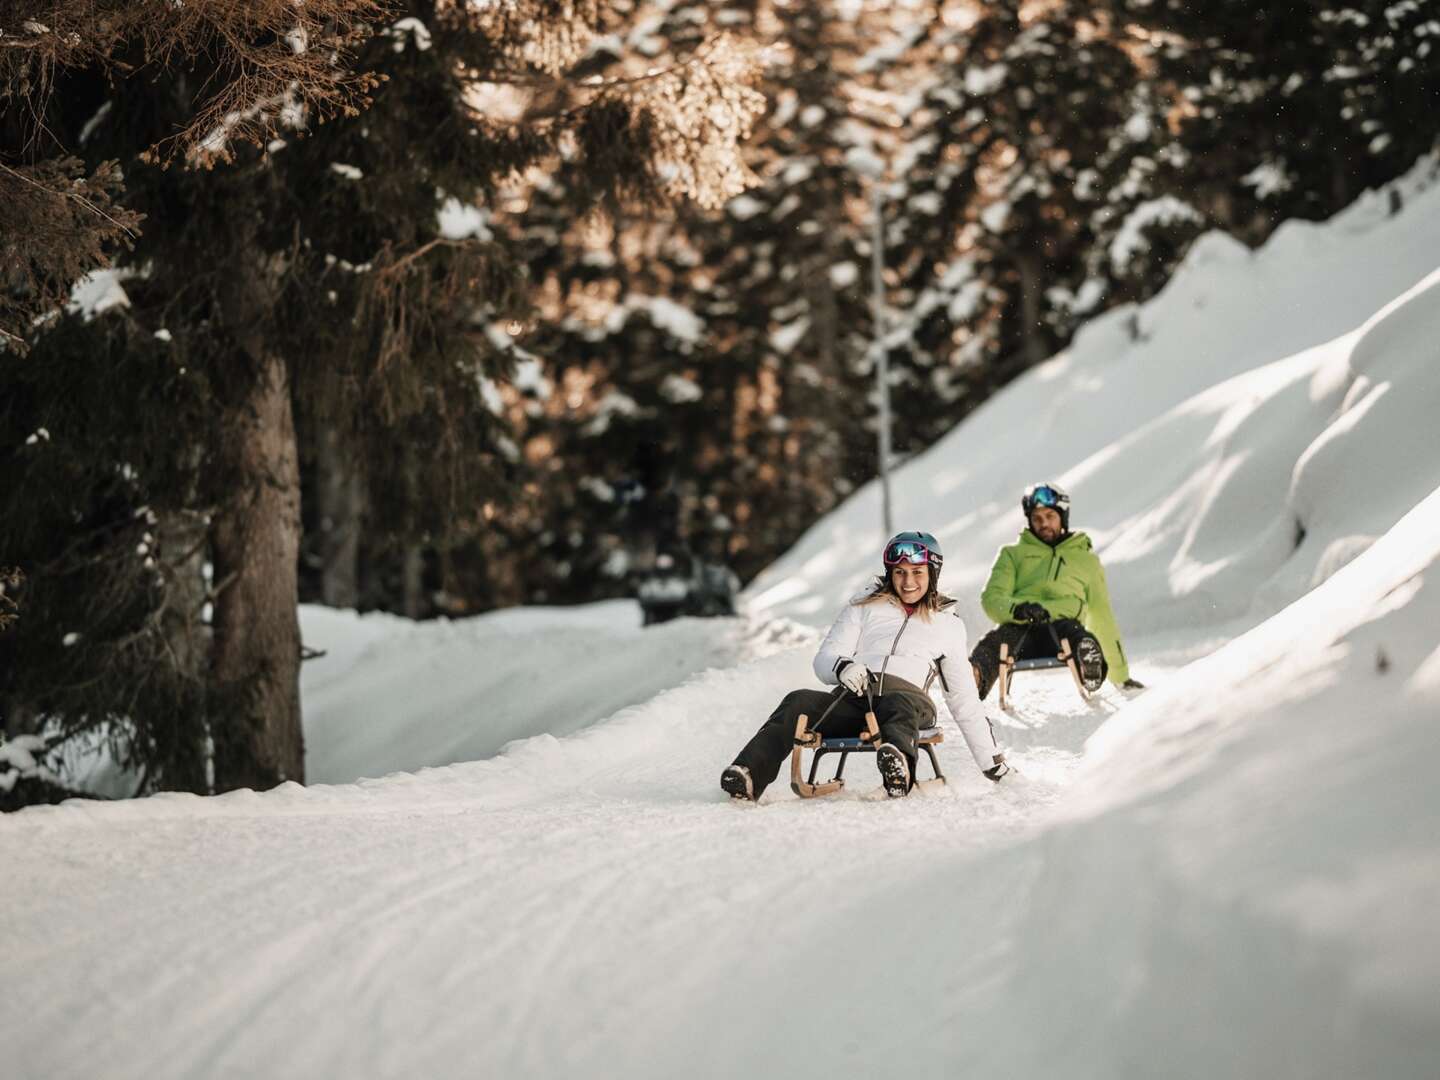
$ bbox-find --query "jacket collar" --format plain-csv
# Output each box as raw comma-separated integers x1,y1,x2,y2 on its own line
1018,528,1091,553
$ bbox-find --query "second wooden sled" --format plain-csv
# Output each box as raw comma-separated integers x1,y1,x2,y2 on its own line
789,709,947,798
996,623,1092,711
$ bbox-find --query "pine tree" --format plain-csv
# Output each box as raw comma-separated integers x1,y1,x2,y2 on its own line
884,1,1148,421
1101,0,1440,238
0,0,386,352
2,0,386,797
1,2,765,802
487,0,891,589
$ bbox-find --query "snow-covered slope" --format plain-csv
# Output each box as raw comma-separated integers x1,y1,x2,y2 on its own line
5,164,1440,1079
746,162,1440,637
301,601,808,784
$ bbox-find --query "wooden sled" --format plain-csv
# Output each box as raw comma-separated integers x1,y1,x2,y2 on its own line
789,709,947,798
996,624,1092,710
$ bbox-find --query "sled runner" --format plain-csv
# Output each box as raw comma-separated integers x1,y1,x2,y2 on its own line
996,623,1091,710
789,707,947,798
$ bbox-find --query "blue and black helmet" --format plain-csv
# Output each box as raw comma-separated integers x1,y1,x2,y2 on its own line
883,530,943,583
1022,482,1071,531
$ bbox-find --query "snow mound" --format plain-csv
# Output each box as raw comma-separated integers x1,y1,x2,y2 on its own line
302,601,812,784
745,159,1440,647
954,485,1440,1079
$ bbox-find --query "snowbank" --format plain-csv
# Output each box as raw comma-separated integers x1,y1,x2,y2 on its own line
948,486,1440,1080
302,601,810,784
745,160,1440,639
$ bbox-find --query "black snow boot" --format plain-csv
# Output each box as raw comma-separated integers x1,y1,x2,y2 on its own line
876,744,911,798
721,764,755,802
1075,637,1105,692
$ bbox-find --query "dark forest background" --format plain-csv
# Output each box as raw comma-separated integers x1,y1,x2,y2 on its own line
4,0,1439,805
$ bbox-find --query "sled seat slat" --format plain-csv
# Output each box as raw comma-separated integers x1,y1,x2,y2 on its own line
1011,657,1070,672
816,727,943,751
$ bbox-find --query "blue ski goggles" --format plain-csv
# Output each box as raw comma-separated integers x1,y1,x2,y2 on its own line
1030,485,1064,509
884,540,931,566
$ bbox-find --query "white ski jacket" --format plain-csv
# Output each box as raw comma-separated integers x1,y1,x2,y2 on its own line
813,590,1002,772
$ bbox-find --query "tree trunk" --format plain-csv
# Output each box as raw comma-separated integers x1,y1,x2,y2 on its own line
1014,250,1048,369
316,424,362,609
155,508,211,792
402,544,425,619
1329,146,1351,214
210,355,304,790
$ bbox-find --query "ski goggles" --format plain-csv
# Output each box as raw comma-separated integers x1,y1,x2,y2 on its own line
1030,485,1065,509
884,539,931,566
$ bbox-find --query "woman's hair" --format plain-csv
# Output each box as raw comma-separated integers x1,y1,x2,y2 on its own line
854,568,954,619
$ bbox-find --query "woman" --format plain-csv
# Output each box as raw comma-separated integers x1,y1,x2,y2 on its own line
721,531,1010,801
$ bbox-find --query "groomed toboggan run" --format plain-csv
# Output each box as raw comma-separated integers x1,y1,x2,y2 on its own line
5,163,1440,1079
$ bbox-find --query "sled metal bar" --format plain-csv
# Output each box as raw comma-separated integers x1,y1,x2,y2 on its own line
1012,657,1069,671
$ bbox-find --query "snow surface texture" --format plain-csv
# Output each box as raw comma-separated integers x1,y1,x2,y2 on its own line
5,162,1440,1078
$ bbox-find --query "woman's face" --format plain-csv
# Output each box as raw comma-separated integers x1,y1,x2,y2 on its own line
890,562,929,605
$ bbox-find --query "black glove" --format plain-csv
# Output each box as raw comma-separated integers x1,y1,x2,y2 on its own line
1012,602,1049,624
1122,678,1146,690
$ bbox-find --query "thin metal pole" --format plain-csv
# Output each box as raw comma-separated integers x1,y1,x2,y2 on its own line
870,182,894,538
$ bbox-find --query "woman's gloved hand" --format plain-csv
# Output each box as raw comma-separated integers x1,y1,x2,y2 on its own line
837,661,871,694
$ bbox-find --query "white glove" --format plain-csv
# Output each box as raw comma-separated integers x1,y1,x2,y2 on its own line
838,661,871,695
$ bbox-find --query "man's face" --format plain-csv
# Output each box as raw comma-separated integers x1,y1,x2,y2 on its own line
891,562,930,604
1029,506,1064,544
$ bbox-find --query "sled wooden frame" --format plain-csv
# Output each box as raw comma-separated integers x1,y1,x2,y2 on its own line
996,625,1092,711
789,710,947,798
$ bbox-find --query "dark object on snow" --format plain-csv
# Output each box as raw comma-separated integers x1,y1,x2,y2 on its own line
636,551,740,626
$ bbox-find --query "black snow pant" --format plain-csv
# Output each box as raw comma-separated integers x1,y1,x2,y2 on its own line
730,675,935,799
968,619,1106,701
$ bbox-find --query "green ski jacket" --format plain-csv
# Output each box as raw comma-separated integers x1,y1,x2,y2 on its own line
980,529,1131,685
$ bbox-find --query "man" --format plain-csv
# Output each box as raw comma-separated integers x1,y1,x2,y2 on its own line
970,483,1143,700
721,531,1008,802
